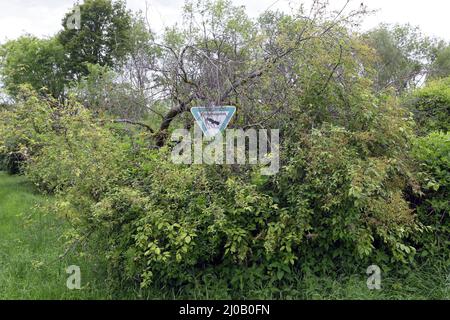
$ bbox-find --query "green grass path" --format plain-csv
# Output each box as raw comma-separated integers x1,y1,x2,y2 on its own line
0,172,109,299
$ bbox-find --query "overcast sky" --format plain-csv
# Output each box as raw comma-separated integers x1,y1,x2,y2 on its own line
0,0,449,43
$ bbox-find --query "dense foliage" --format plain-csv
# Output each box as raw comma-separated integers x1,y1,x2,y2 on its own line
406,77,450,134
411,132,449,257
0,0,448,296
0,37,66,98
58,0,132,80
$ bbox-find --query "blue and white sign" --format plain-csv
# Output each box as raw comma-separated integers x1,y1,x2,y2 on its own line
191,106,236,138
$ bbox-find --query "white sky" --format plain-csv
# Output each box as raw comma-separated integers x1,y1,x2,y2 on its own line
0,0,449,43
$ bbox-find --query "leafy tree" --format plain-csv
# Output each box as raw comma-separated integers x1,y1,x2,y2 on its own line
117,13,159,119
406,76,450,134
149,0,369,146
429,42,450,80
58,0,132,80
365,24,433,93
0,36,66,98
69,13,159,119
72,63,149,119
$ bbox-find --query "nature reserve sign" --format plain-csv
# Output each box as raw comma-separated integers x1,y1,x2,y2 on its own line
191,106,236,137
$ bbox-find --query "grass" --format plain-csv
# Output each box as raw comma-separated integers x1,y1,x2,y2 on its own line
141,262,449,300
0,171,448,300
0,172,111,299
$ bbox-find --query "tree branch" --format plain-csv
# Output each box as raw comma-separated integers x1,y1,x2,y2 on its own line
110,119,155,133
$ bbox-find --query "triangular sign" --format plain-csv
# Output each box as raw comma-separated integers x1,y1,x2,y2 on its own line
191,106,236,138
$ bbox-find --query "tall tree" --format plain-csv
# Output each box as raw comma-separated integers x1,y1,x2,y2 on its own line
365,24,433,93
429,42,450,80
58,0,132,80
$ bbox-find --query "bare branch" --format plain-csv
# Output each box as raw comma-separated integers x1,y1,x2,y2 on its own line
110,119,155,133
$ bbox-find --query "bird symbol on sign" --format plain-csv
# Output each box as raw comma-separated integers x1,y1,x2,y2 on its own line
206,117,220,126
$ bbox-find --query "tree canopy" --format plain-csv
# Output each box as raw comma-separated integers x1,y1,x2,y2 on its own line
57,0,133,80
0,36,66,98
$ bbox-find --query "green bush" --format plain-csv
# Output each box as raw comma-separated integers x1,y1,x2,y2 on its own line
407,77,450,134
276,121,423,273
0,86,132,193
0,86,53,174
411,131,449,258
91,163,287,288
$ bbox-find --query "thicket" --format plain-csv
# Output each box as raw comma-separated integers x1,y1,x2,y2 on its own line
0,0,448,294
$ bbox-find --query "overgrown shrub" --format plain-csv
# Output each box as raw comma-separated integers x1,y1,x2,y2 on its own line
0,86,433,293
406,77,450,134
0,86,53,174
276,118,423,273
411,132,449,258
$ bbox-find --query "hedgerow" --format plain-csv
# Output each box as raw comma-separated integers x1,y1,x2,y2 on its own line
0,0,448,295
1,86,442,293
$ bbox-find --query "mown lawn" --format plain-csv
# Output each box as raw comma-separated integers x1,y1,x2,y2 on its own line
0,172,448,300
